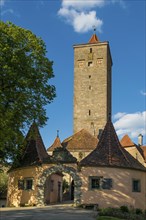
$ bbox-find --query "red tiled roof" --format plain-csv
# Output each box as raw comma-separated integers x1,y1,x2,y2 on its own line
47,136,77,163
120,135,145,160
141,146,146,161
62,129,98,151
120,135,135,147
88,34,99,43
47,136,62,152
80,120,146,171
11,123,51,169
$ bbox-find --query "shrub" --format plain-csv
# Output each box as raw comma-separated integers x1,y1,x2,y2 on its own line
98,207,146,220
135,208,143,215
99,207,115,216
120,205,129,213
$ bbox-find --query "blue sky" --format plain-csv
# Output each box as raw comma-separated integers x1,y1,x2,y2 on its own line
1,0,146,147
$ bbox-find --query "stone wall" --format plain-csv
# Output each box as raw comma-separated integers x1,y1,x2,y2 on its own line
37,164,82,206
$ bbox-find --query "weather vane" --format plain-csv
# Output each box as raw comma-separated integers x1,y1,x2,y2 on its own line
93,25,96,33
57,130,59,137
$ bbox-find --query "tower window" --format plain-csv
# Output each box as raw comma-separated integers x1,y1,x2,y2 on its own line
89,75,91,78
78,60,84,68
89,110,91,115
89,85,92,90
90,48,92,53
88,61,93,67
97,58,103,65
91,122,94,128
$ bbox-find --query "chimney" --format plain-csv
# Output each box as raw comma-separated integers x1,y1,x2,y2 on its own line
138,134,143,146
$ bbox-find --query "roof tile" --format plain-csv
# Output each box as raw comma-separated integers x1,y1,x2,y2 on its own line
88,34,99,43
80,120,146,171
120,135,135,147
62,129,98,151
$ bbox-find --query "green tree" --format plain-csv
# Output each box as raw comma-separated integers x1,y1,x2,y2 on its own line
0,21,56,162
0,168,8,196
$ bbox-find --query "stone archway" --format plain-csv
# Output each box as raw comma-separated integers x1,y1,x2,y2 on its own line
37,164,82,206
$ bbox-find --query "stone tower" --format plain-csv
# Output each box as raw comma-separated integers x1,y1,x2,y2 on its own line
73,33,112,136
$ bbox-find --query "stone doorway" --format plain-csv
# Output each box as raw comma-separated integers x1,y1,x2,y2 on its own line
37,164,82,206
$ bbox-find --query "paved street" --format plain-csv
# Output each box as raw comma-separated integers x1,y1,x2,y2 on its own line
0,203,96,220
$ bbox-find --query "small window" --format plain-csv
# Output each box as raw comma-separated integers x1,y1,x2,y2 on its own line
92,178,100,189
89,110,91,115
89,176,113,190
97,58,103,65
89,85,92,90
18,178,33,190
18,180,24,190
25,179,33,190
89,177,100,190
91,122,94,128
89,75,91,78
132,179,141,192
102,178,112,189
78,61,84,68
88,61,93,67
90,48,92,53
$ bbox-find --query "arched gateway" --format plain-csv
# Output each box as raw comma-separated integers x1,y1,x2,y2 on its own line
37,164,82,206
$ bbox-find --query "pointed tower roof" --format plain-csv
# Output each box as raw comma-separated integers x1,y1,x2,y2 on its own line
80,120,145,171
89,33,99,43
47,136,62,152
49,136,77,164
120,135,135,147
13,123,51,168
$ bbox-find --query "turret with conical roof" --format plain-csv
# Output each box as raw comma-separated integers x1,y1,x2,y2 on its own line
80,120,145,171
48,134,77,164
10,122,51,169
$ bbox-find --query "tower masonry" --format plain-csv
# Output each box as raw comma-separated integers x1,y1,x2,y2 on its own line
73,34,113,136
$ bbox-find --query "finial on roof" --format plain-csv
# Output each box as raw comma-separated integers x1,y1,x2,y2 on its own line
93,25,96,33
88,27,99,43
57,130,59,137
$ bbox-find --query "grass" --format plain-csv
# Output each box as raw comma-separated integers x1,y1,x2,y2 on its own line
97,217,125,220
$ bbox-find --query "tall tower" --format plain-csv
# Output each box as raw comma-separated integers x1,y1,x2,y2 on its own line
73,33,112,136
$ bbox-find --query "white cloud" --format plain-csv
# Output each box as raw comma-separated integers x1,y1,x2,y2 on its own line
113,112,126,120
61,0,106,11
73,11,103,33
58,0,126,33
140,90,146,96
59,7,103,33
113,111,146,141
